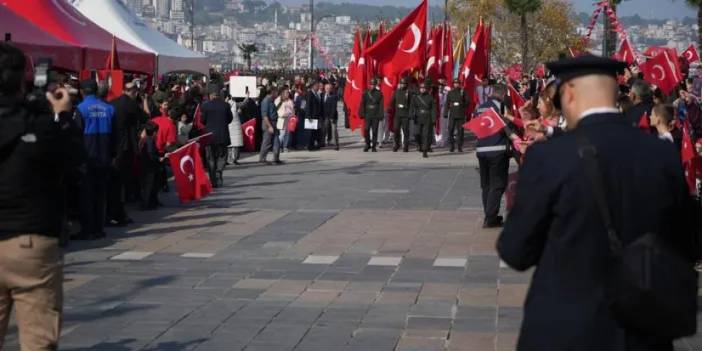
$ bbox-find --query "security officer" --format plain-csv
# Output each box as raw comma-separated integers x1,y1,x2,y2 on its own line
444,79,467,152
389,77,412,152
359,77,384,152
410,80,436,158
497,55,696,350
475,83,519,228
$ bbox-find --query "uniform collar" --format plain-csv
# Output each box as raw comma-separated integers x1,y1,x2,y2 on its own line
579,107,619,119
577,108,624,128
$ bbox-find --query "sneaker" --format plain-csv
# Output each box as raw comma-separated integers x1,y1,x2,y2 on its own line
274,160,285,165
371,148,377,152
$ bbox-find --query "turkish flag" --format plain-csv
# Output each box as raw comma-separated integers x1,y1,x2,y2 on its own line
343,30,365,131
192,103,205,131
442,25,454,84
682,44,700,63
642,51,682,95
426,26,442,81
168,142,212,203
644,46,677,59
534,64,546,79
616,37,636,65
505,64,522,82
241,118,256,152
506,80,526,120
105,35,120,71
363,30,373,85
682,121,696,193
463,108,506,139
459,20,488,85
365,0,427,78
380,75,397,112
638,112,650,133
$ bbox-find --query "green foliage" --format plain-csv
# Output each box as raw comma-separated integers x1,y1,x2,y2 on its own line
503,0,542,15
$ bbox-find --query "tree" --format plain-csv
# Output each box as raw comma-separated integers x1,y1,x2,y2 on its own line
683,0,702,49
504,0,542,71
239,44,258,70
603,0,624,57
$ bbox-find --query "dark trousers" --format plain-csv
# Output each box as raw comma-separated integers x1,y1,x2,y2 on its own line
418,122,433,152
260,128,281,162
206,144,228,185
307,122,321,150
140,167,159,210
478,153,509,223
80,164,108,235
448,119,465,149
394,118,410,150
106,155,132,222
364,119,380,149
324,118,339,147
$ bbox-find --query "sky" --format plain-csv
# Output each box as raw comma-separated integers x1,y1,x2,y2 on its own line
287,0,695,19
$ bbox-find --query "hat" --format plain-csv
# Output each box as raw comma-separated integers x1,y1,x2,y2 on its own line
370,77,379,85
80,79,97,92
546,54,627,109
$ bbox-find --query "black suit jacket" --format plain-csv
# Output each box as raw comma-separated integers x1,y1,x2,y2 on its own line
498,113,693,351
321,93,339,121
111,94,143,159
201,98,234,146
306,91,323,120
624,101,653,128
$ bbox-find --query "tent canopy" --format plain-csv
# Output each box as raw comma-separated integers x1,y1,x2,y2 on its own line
2,0,155,74
0,6,82,71
72,0,209,76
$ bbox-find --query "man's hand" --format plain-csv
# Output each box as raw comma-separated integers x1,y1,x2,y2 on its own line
525,119,546,133
46,88,72,114
267,126,274,134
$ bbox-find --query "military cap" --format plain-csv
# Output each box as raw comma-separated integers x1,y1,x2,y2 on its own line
546,54,627,109
370,77,379,85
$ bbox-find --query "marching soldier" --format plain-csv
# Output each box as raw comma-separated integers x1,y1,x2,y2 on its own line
389,78,412,152
359,77,384,152
410,81,436,158
444,79,468,152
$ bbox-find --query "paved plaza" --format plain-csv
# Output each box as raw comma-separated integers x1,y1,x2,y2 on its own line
5,128,702,351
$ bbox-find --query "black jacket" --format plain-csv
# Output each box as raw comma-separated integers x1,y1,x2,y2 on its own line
498,113,693,351
306,90,323,120
624,101,653,128
321,93,338,121
0,97,85,239
111,94,144,159
201,98,234,146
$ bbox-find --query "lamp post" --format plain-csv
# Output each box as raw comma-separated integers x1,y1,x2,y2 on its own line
189,0,196,51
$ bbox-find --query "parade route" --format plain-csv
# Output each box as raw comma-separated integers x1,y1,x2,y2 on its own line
3,130,700,351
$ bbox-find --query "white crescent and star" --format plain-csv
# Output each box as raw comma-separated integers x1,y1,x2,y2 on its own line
400,24,421,54
383,77,394,88
426,56,436,72
245,125,254,138
179,155,195,182
351,80,360,91
480,116,495,129
652,64,666,81
686,50,694,61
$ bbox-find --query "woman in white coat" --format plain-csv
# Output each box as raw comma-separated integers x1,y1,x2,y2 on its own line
227,96,244,165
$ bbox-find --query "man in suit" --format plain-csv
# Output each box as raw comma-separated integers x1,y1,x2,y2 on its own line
389,78,412,152
410,81,436,158
625,79,654,128
444,79,467,152
498,55,694,350
306,81,324,151
359,78,384,152
201,89,234,187
321,83,340,150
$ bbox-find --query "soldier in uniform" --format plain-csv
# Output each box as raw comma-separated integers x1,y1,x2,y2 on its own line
498,55,696,350
359,77,384,152
410,81,436,158
389,78,412,152
444,79,468,152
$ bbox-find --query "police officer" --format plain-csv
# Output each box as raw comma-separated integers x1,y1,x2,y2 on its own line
359,77,384,152
389,78,412,152
444,79,467,152
497,55,696,350
475,83,519,227
410,81,436,158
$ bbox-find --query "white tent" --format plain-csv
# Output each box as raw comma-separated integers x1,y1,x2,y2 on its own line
71,0,209,76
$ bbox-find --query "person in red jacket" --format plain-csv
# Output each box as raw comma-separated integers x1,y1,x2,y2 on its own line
151,98,177,155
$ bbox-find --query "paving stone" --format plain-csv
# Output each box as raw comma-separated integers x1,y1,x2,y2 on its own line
433,258,468,268
345,328,403,350
181,252,216,258
303,255,339,264
406,316,452,330
110,251,153,260
396,336,446,351
368,256,403,266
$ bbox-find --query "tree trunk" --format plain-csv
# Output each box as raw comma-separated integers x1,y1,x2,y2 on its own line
246,55,252,70
521,14,528,73
603,3,617,57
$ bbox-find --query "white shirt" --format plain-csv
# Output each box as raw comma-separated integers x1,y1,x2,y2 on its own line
546,107,618,137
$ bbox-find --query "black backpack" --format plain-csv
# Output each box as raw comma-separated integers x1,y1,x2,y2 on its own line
577,131,698,339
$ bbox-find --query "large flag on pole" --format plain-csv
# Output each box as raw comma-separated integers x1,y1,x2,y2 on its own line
442,24,454,84
616,37,637,65
641,50,682,95
459,19,488,85
365,0,428,78
344,30,365,131
426,26,442,82
168,142,212,203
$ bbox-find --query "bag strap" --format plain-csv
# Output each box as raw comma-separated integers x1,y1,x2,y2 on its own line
576,129,624,254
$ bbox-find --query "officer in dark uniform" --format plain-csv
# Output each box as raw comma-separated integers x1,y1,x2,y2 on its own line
475,83,519,227
359,77,384,152
410,81,436,158
498,55,695,350
444,79,467,152
389,77,412,152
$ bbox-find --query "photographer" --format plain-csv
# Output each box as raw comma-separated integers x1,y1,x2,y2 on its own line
0,43,85,350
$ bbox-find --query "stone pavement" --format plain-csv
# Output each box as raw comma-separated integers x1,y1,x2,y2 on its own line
4,127,702,351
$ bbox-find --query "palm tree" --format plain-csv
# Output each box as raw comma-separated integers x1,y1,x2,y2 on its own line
504,0,542,71
238,44,258,70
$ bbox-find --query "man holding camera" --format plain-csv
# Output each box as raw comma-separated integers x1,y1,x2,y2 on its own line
0,43,85,350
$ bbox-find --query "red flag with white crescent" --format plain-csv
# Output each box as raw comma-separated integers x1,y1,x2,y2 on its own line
344,30,365,131
241,118,257,152
442,25,454,84
682,44,700,63
463,107,505,139
168,142,212,203
641,51,682,95
365,0,427,78
426,26,442,82
506,80,525,120
682,121,697,193
459,19,488,86
616,37,637,65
